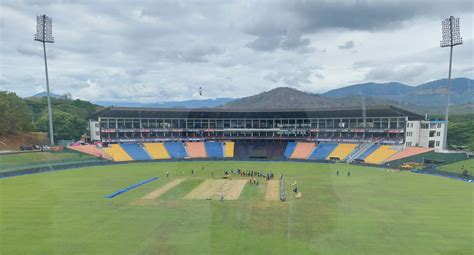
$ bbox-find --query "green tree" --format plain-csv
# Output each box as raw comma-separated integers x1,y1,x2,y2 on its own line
36,110,87,140
447,113,474,151
0,91,33,135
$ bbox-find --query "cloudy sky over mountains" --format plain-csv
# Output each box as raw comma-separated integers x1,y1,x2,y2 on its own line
0,0,473,102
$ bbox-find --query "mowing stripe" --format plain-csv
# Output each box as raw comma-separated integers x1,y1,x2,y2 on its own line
105,177,159,198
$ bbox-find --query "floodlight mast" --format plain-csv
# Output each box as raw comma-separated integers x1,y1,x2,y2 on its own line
440,16,462,150
34,15,55,146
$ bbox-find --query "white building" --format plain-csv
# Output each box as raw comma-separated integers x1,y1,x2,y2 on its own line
405,120,447,151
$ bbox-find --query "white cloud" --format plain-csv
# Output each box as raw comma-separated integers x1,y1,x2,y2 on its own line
0,0,472,102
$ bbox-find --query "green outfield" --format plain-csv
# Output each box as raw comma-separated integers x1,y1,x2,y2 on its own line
0,161,472,254
0,151,96,172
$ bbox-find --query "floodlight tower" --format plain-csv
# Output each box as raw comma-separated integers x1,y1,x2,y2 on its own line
34,15,55,146
440,16,463,150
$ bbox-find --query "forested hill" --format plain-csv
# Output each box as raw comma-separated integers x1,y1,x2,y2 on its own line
218,87,398,110
0,91,99,141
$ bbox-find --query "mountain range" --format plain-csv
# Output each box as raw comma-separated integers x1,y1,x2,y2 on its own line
93,98,234,108
28,77,473,114
323,77,473,106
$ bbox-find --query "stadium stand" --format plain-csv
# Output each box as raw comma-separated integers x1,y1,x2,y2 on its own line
68,145,112,160
346,143,372,162
186,142,207,158
363,145,399,164
308,143,338,160
267,142,288,160
385,147,434,163
143,143,171,159
284,142,297,159
205,142,224,158
233,141,286,160
290,142,316,159
120,143,152,160
103,144,133,162
326,143,358,160
164,142,187,159
224,142,234,158
356,144,381,161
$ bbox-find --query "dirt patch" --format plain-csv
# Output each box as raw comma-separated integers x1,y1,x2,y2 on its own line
265,180,279,201
0,132,48,151
142,178,186,200
184,179,247,200
223,180,247,200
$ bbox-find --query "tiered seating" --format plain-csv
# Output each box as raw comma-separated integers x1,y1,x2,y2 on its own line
143,143,171,159
164,142,187,159
308,143,338,160
326,143,358,160
284,142,297,159
385,147,434,163
103,144,133,162
346,143,372,162
290,142,316,159
186,142,207,158
224,142,234,158
364,145,399,164
68,145,112,160
356,144,381,161
120,143,152,160
205,142,224,158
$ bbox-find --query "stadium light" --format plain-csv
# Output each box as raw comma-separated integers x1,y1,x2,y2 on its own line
440,16,463,150
34,15,55,146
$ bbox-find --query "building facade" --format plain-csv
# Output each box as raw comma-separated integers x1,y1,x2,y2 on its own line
86,105,447,149
405,120,447,150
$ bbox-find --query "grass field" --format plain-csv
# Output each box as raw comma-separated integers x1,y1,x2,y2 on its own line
439,158,474,175
0,161,472,254
0,151,96,172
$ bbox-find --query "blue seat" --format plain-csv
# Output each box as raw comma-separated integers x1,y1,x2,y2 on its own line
308,143,338,160
284,142,297,159
164,142,187,158
120,144,151,160
357,144,381,160
205,142,224,158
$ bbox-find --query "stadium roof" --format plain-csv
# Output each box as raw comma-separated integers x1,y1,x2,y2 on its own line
89,105,423,119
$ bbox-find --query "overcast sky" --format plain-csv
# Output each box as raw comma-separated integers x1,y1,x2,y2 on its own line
0,0,473,102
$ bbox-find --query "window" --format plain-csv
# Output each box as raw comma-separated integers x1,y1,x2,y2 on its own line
436,132,440,136
436,141,440,147
95,123,99,128
428,140,435,148
95,131,100,136
429,131,436,137
437,123,441,128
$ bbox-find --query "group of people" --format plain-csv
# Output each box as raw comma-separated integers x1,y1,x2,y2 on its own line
336,170,351,176
230,169,276,180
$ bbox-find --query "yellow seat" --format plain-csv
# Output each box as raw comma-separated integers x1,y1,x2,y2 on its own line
224,142,234,157
143,143,171,159
364,145,398,164
102,144,133,162
326,143,358,160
